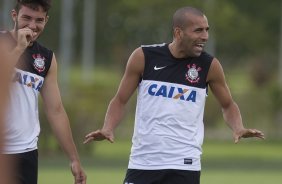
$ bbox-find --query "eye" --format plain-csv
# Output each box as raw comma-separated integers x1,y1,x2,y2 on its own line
21,16,31,21
194,27,209,33
194,28,203,32
36,19,45,23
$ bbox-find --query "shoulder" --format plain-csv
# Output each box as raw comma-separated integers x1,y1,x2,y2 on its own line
141,43,169,62
33,41,54,64
126,47,145,75
32,42,54,76
207,57,225,83
193,52,214,80
141,43,166,48
33,42,53,56
141,43,167,53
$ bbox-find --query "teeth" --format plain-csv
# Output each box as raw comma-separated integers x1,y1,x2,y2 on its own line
196,44,204,47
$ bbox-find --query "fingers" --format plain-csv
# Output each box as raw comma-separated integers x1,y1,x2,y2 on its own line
16,28,37,49
84,131,97,139
74,172,86,184
18,28,33,38
245,129,265,139
74,173,86,184
234,128,265,143
106,136,114,143
83,131,97,144
83,136,94,144
71,162,87,184
234,135,240,144
83,130,99,144
83,130,114,144
253,129,265,138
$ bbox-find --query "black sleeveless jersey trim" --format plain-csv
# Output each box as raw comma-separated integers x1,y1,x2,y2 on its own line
142,43,213,89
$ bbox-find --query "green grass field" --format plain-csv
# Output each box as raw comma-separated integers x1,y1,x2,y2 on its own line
38,140,282,184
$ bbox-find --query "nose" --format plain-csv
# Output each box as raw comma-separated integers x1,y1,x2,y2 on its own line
201,30,209,41
27,20,37,30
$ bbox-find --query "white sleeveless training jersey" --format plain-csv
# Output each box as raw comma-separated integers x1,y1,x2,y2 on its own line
128,43,213,171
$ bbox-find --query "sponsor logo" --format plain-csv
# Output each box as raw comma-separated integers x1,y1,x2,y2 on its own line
32,54,45,73
184,158,193,165
148,84,196,102
13,71,44,91
154,65,167,70
185,64,201,83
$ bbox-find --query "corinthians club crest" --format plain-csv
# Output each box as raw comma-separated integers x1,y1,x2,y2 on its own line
185,64,201,83
32,54,45,73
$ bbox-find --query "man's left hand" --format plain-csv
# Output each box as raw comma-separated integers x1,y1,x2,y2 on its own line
70,161,87,184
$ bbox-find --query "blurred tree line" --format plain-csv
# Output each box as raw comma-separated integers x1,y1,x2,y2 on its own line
38,0,281,67
1,0,282,155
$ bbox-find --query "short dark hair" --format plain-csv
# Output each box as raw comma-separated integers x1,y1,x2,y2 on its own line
14,0,52,13
172,6,204,29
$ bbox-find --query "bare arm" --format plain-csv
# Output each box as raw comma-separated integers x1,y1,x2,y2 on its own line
40,54,86,184
0,40,14,184
84,47,145,144
207,58,264,143
0,29,38,184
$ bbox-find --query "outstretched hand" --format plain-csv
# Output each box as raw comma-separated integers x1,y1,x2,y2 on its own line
233,128,265,143
83,129,114,144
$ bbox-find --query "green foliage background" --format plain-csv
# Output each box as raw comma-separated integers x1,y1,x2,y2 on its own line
2,0,281,178
38,140,282,183
1,0,281,182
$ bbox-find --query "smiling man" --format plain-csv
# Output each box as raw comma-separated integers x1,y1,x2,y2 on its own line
84,6,264,184
0,1,86,184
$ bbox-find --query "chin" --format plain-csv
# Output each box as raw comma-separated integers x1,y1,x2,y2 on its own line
191,53,201,57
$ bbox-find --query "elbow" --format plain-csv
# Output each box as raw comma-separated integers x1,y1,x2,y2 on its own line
221,100,237,112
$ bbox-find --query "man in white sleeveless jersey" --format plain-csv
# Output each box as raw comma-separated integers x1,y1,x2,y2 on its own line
84,6,264,184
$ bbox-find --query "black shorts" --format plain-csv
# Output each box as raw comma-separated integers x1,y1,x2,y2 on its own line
7,149,38,184
124,169,201,184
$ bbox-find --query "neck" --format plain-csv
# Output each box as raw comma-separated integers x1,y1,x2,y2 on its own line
168,42,187,58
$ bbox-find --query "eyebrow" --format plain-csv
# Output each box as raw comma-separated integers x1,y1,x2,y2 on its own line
20,14,45,20
21,14,31,18
194,27,209,31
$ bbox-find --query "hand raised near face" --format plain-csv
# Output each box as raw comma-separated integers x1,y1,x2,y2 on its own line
16,28,37,50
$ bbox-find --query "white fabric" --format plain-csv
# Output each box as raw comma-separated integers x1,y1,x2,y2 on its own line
4,69,43,154
128,80,206,171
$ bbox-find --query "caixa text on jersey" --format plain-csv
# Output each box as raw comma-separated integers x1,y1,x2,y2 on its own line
148,83,197,102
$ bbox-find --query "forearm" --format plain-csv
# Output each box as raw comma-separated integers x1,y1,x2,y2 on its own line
0,42,24,73
46,108,80,162
9,46,25,66
222,101,245,133
102,97,126,132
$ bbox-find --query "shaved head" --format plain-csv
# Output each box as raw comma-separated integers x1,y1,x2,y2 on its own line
172,6,205,29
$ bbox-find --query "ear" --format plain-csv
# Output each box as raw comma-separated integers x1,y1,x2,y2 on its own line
45,15,49,24
174,27,183,40
11,9,18,22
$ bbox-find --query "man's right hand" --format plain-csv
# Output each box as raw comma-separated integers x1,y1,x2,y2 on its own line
16,28,37,50
83,129,114,144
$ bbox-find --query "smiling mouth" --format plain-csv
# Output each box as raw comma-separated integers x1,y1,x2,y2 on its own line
195,43,204,49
